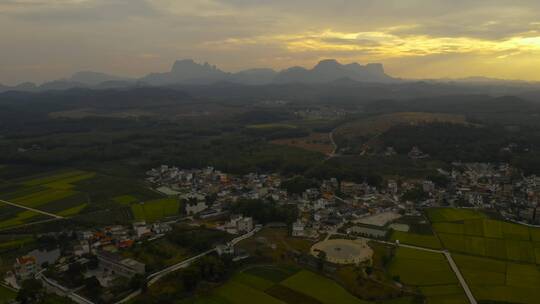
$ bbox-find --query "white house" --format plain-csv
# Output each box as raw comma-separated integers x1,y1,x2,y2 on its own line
292,220,306,237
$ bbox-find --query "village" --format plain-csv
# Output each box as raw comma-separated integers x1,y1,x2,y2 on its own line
3,161,540,303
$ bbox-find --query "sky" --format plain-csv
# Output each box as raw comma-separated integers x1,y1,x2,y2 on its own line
2,0,540,85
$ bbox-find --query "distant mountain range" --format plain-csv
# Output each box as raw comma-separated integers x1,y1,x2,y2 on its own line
141,59,397,85
0,59,398,92
2,59,540,94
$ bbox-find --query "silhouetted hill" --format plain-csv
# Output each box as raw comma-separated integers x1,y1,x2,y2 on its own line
140,59,395,86
4,59,540,95
230,68,277,85
0,82,38,93
39,80,87,91
70,71,131,85
141,59,229,85
273,59,396,83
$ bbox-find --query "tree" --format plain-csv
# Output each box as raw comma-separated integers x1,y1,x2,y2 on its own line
17,279,43,304
317,250,327,271
365,266,373,276
182,266,201,292
129,274,147,292
402,186,428,202
84,276,102,295
281,176,319,195
230,199,298,224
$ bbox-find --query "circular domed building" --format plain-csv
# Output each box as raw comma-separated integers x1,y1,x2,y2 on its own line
311,238,373,265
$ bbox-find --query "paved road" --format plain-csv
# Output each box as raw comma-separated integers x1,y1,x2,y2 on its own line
0,199,64,219
147,248,217,284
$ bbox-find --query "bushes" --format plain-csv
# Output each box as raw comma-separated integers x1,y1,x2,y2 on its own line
167,225,231,252
230,199,298,225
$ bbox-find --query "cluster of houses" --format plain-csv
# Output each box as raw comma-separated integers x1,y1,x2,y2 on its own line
439,162,540,224
290,162,540,239
147,166,288,218
7,221,170,289
8,161,540,300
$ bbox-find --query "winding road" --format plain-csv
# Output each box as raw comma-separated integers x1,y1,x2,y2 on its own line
325,130,339,161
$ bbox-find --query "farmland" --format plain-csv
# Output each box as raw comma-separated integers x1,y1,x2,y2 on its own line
129,198,181,222
427,208,487,223
334,112,468,151
113,195,139,205
0,170,96,229
0,285,16,304
454,254,540,304
0,235,34,250
427,208,540,264
411,207,540,303
247,123,298,130
192,266,375,304
281,270,370,304
0,168,167,229
388,247,467,304
0,204,48,230
390,231,442,249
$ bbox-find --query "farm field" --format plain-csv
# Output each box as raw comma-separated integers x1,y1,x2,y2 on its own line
191,266,379,304
0,169,165,227
390,231,442,249
130,198,181,222
281,270,370,304
113,195,139,205
427,208,540,264
388,247,466,304
454,254,540,304
0,285,16,304
0,203,50,230
334,112,468,150
426,208,487,223
0,170,96,227
272,133,334,155
0,235,34,250
247,123,298,129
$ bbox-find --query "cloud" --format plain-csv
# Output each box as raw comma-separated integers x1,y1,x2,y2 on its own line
2,0,540,84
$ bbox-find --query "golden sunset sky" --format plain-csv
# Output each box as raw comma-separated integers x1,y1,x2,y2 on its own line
2,0,540,84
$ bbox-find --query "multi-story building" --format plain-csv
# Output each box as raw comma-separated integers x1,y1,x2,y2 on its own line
14,256,37,281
